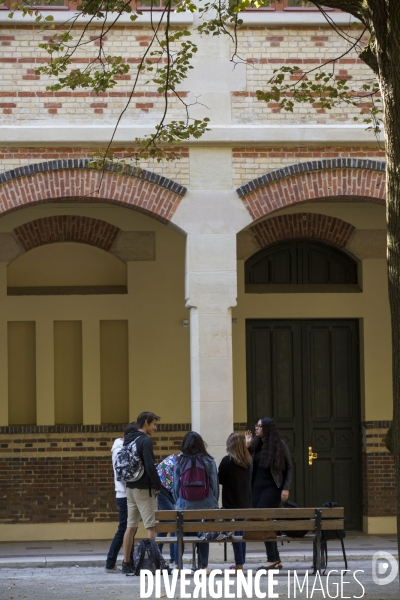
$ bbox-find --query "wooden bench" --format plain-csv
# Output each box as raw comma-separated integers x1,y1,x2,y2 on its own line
155,507,345,574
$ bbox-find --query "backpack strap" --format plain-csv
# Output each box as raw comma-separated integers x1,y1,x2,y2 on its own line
148,539,162,571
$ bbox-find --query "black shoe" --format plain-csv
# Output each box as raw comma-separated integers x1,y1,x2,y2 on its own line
122,561,134,574
257,562,283,572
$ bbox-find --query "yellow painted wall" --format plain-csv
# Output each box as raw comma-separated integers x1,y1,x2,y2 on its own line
100,320,129,424
0,201,392,428
0,204,190,426
54,321,83,425
8,321,36,425
8,242,126,288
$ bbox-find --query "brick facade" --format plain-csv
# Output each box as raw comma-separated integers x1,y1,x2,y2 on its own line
0,147,190,187
362,421,396,518
232,147,386,187
0,422,394,525
237,159,386,222
0,425,191,525
233,26,371,125
14,215,120,253
248,213,355,250
0,160,186,224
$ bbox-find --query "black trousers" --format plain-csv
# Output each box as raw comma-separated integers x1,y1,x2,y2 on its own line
252,483,281,563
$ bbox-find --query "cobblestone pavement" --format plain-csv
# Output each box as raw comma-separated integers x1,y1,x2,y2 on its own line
0,562,399,600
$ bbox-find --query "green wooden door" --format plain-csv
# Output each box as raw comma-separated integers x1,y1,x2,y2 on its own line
246,319,361,530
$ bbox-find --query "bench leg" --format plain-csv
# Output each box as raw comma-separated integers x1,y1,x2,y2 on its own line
314,509,322,575
341,539,348,571
177,512,184,571
192,543,197,571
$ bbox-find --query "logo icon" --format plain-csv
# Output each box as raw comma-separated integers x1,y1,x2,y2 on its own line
372,551,398,585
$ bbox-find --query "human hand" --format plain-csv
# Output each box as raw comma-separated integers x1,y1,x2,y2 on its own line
281,490,289,502
245,430,253,447
154,490,160,496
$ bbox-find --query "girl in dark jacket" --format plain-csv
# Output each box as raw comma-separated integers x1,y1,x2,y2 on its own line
218,433,252,573
245,417,293,570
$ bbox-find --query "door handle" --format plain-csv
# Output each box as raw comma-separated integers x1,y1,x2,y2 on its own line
308,446,318,465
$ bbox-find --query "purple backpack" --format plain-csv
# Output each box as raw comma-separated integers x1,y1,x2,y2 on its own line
179,455,210,501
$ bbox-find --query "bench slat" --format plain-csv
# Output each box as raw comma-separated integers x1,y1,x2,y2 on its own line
321,520,345,530
183,519,315,533
155,510,178,520
176,508,318,520
320,508,344,518
155,508,344,521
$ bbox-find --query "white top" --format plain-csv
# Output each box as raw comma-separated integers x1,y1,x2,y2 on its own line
111,438,127,499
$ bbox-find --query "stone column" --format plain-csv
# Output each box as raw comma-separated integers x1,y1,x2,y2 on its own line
185,232,237,463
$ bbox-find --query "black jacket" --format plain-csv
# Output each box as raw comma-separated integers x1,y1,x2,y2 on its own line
123,430,161,491
250,439,293,491
218,455,252,509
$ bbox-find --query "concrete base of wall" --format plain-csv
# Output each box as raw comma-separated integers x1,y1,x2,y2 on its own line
363,516,397,534
0,522,147,542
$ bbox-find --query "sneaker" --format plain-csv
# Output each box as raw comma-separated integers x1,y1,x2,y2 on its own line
174,566,193,573
198,567,211,576
122,561,134,574
105,565,121,573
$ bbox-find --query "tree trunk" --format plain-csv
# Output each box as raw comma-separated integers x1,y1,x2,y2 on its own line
375,5,400,559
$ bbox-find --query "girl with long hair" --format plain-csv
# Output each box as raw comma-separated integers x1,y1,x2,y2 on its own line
218,433,252,572
173,431,219,574
245,417,293,570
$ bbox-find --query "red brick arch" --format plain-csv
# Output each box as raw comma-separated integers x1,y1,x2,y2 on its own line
0,160,186,224
13,216,121,253
249,213,355,250
237,159,386,222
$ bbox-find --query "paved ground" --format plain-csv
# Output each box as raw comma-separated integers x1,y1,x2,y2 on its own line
0,561,399,600
0,534,399,599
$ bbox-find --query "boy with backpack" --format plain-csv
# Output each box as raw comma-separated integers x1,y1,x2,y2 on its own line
120,412,162,574
105,422,138,573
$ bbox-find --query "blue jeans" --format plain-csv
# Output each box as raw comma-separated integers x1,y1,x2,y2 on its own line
106,497,133,568
232,533,246,566
157,491,176,563
231,519,246,566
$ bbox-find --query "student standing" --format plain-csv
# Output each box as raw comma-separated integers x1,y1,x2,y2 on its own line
156,453,180,566
173,432,219,574
218,433,252,573
245,417,292,571
122,412,161,574
105,422,138,572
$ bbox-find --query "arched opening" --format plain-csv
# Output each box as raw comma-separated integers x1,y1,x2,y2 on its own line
245,240,358,286
8,242,127,295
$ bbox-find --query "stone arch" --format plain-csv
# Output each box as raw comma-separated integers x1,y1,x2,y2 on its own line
237,159,386,222
0,160,186,224
248,213,355,251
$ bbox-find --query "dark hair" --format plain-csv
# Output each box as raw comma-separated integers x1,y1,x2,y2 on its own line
124,422,138,436
180,431,212,458
137,412,160,428
251,417,285,471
